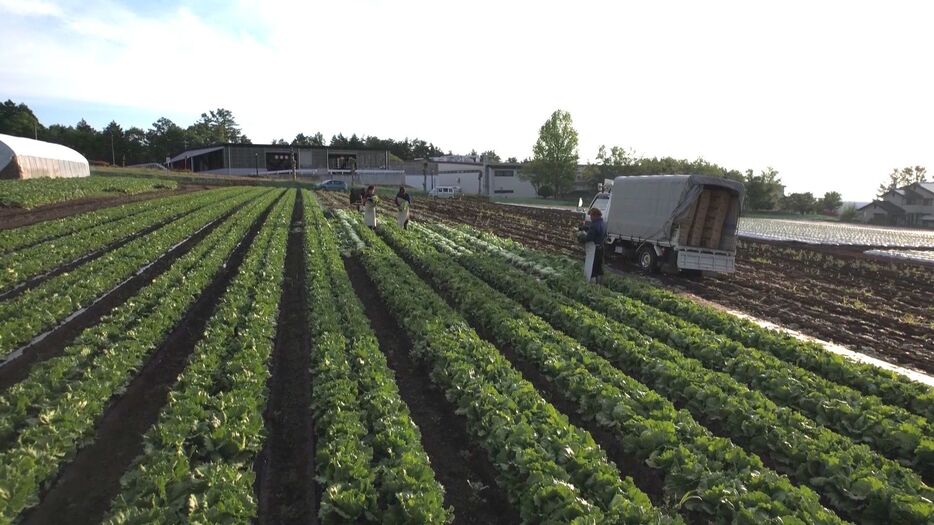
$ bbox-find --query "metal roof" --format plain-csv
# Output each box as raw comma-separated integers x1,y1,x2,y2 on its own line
915,182,934,196
167,146,224,164
858,200,905,214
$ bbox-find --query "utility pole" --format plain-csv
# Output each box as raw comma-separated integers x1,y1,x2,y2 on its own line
422,159,427,192
110,131,115,166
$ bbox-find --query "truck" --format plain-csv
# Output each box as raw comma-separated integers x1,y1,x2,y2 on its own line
583,174,744,274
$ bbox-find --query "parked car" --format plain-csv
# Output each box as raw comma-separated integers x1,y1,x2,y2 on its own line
317,179,347,191
428,186,462,199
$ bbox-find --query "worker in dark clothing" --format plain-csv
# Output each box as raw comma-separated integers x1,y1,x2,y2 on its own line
349,186,363,212
581,207,607,282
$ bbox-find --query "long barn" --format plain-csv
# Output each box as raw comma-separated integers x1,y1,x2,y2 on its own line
167,143,394,177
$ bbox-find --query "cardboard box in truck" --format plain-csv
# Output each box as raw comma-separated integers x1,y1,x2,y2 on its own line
584,174,744,273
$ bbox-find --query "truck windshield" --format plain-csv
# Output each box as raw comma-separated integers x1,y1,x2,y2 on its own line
591,195,610,213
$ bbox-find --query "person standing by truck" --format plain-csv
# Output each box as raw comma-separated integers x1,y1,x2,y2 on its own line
579,207,607,282
394,186,411,229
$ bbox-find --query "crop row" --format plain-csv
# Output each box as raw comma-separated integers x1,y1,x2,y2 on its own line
0,190,281,523
0,188,244,292
420,224,934,523
0,175,177,209
446,224,934,421
0,190,203,256
105,190,293,523
303,193,449,522
431,227,932,475
0,188,263,359
382,222,842,523
345,213,675,524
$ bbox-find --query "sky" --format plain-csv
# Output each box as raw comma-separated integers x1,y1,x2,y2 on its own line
2,0,932,201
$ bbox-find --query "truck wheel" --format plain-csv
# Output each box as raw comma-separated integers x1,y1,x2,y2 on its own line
637,246,658,272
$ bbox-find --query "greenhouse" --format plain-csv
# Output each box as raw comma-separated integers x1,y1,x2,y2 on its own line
0,133,90,180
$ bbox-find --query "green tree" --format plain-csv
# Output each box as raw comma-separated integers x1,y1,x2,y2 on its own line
0,100,43,139
782,192,817,214
187,108,244,146
146,117,187,162
818,191,843,213
481,150,500,162
876,166,927,197
528,110,579,198
901,166,928,184
839,204,859,222
744,167,783,210
292,132,325,146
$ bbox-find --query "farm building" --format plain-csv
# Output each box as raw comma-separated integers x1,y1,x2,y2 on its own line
166,143,403,185
401,156,539,198
858,182,934,228
0,133,90,180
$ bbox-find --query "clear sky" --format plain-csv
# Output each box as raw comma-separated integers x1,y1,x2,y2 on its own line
2,0,932,201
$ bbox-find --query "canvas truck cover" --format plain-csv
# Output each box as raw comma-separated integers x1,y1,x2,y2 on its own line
606,174,745,248
0,133,90,180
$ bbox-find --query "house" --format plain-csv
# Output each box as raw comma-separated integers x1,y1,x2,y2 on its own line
857,200,906,225
400,156,538,198
857,182,934,228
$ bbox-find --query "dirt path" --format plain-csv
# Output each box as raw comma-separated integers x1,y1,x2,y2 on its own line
344,256,519,525
256,192,315,524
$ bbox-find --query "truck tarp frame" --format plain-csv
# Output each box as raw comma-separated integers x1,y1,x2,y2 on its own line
606,174,745,248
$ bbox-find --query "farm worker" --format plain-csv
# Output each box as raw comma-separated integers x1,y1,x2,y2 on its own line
349,186,363,212
395,186,412,229
363,185,378,229
579,207,606,283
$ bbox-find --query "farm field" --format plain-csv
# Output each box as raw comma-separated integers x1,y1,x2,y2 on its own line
738,218,934,248
0,185,931,524
0,175,178,209
866,248,934,265
347,194,933,373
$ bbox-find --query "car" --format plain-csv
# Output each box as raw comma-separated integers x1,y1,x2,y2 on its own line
317,179,348,191
428,185,462,198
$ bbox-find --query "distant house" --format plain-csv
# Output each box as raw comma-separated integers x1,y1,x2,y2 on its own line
857,182,934,228
399,157,538,198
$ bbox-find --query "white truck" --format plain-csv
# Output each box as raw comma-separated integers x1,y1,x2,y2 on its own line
584,174,744,273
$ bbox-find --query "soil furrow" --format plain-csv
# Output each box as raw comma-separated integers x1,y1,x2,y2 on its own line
0,213,186,302
0,202,249,391
17,192,279,525
0,187,206,230
343,256,519,525
256,191,315,525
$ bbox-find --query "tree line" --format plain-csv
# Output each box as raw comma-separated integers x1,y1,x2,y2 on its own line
525,109,930,215
0,100,447,166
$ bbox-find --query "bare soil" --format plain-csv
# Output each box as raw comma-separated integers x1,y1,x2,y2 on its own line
344,256,519,525
256,192,316,524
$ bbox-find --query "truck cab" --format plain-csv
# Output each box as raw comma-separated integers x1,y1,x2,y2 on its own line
583,175,744,274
